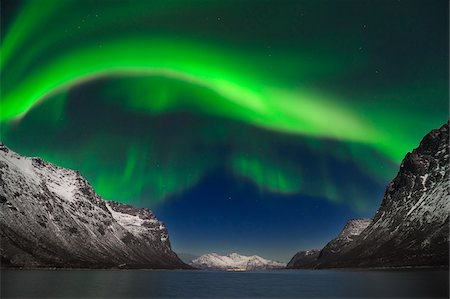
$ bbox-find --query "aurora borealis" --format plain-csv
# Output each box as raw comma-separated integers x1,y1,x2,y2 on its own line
1,0,448,260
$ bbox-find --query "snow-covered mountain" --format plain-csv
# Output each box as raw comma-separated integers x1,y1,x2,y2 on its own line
288,120,449,268
0,144,189,269
190,253,286,270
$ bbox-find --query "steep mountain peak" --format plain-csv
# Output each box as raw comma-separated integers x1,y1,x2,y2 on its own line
368,121,449,234
316,218,371,261
338,218,372,238
415,121,449,155
0,145,188,269
286,249,320,269
288,120,449,269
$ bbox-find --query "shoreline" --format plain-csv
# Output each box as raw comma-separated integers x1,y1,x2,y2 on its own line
2,265,448,271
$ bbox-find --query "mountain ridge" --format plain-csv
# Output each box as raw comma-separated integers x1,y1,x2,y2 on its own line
0,144,190,269
191,252,286,270
288,120,449,269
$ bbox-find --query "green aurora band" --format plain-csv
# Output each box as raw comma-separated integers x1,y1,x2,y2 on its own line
1,0,448,209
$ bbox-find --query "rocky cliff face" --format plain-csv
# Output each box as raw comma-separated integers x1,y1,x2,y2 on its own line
0,144,189,269
317,218,372,261
287,219,371,269
191,253,286,270
286,249,320,269
289,121,449,268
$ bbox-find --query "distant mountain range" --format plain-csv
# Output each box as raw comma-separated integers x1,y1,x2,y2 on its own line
0,144,189,269
191,253,286,270
288,121,449,269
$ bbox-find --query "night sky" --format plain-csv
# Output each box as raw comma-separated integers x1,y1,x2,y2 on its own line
1,0,448,261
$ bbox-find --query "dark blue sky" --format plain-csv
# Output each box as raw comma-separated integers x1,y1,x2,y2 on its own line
154,167,383,261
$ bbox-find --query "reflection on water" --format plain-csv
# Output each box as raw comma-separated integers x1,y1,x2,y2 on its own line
1,269,448,298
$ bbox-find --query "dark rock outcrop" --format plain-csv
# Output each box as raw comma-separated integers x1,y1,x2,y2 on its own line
289,121,449,268
0,144,190,269
286,249,320,269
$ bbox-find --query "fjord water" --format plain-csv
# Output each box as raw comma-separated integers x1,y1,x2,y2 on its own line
2,269,448,298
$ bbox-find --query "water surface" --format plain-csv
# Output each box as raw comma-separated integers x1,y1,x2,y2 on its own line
2,269,448,298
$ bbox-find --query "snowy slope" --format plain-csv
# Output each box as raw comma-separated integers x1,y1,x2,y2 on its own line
288,121,449,268
287,218,371,269
0,144,188,269
190,253,286,270
317,218,372,260
331,121,450,267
